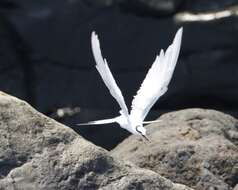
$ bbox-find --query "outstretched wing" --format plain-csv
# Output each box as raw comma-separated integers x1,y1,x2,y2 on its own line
130,28,183,122
91,32,129,118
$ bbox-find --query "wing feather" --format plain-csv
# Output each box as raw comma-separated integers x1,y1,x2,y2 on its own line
130,28,183,122
91,32,129,117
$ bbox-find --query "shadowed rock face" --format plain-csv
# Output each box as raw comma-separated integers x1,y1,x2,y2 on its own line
0,91,193,190
111,109,238,190
0,1,238,149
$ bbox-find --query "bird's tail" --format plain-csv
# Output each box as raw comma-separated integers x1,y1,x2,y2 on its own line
142,120,161,124
77,117,117,126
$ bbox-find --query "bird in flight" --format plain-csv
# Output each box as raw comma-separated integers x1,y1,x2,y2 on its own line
78,28,183,141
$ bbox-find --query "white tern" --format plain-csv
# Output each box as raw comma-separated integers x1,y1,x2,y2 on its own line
78,28,183,141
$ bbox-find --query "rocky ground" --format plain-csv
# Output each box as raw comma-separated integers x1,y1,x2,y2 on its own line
111,109,238,189
0,92,238,189
0,91,194,189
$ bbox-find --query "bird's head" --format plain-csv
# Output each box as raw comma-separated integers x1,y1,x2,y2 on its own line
135,125,150,141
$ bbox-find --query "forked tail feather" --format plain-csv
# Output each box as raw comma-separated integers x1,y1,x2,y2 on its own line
77,117,117,126
142,120,161,124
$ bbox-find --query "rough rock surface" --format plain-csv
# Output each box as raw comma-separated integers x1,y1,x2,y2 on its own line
111,109,238,190
0,91,193,190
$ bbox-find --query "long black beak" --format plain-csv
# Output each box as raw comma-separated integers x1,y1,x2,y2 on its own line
142,134,150,142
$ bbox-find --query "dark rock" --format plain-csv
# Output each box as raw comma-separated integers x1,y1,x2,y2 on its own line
0,15,27,100
119,0,183,16
0,0,238,150
0,1,18,10
181,0,238,12
7,1,238,114
0,91,193,190
111,109,238,190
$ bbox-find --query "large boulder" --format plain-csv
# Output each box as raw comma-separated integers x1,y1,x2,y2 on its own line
0,91,193,190
111,109,238,190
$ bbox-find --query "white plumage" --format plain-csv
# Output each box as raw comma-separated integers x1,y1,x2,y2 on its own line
78,28,183,141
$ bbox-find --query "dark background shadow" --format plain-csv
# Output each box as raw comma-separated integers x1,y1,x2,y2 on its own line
0,0,238,149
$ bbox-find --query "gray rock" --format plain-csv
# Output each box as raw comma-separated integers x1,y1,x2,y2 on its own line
0,91,193,190
111,109,238,190
234,184,238,190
